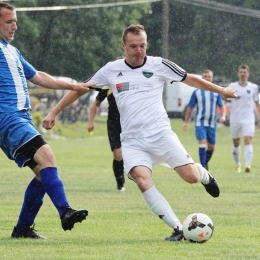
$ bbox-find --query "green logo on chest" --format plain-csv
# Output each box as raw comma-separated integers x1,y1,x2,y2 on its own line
247,90,251,94
142,71,153,78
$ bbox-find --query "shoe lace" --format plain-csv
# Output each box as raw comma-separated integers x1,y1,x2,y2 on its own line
29,223,38,233
173,226,182,234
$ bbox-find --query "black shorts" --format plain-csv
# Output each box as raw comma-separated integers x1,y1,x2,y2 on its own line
107,118,121,151
15,135,47,169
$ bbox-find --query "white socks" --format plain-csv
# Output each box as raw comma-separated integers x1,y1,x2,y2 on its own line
244,144,253,166
232,145,253,167
232,146,241,166
143,186,182,230
195,163,209,184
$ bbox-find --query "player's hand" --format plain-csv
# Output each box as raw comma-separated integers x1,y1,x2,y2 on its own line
182,123,188,131
222,83,237,99
70,82,96,92
88,122,94,132
219,116,226,123
42,111,56,130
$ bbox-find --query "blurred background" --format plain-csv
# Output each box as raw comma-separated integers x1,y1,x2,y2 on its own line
6,0,260,122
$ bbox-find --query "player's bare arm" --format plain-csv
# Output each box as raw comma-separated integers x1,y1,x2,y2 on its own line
88,99,101,133
255,102,260,128
219,105,226,123
42,90,87,130
183,74,237,99
30,71,96,92
182,106,193,131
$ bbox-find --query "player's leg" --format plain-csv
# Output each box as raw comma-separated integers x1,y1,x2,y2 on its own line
122,137,183,241
0,112,47,238
157,130,219,198
12,163,46,238
195,126,207,168
112,148,125,191
205,127,216,170
242,122,254,172
33,143,88,231
230,123,241,172
108,118,125,191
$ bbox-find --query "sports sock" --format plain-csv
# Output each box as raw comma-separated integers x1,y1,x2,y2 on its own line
206,150,213,164
198,144,207,168
113,159,125,188
15,178,45,232
195,163,209,184
40,167,70,216
244,144,253,166
143,185,182,230
232,146,241,166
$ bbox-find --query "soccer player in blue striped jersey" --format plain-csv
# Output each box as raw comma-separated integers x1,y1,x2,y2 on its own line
0,2,94,239
183,70,226,170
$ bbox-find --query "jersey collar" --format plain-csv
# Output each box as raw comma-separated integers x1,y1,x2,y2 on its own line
124,56,147,69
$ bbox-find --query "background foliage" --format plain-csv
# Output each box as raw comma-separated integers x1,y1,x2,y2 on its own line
9,0,260,84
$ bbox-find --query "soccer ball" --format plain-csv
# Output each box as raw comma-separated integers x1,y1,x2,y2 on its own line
182,213,214,243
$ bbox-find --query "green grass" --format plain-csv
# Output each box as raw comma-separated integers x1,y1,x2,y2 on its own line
1,118,260,259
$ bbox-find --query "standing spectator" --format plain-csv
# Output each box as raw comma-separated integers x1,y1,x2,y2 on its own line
0,2,93,238
182,70,226,170
43,24,236,241
226,65,260,173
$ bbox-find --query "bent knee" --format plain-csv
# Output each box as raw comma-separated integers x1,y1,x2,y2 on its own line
176,164,200,184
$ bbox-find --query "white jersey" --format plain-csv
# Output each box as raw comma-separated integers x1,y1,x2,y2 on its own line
86,56,186,139
228,81,259,124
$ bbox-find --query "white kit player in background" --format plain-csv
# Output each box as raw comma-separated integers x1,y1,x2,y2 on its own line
226,65,260,173
43,24,237,242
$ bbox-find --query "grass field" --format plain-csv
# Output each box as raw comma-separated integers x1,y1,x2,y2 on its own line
1,118,260,260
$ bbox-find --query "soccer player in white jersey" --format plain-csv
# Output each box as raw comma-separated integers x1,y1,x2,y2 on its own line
182,70,226,170
43,24,236,241
226,65,260,173
0,2,94,239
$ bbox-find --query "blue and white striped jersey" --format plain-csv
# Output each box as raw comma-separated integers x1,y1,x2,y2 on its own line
188,89,224,128
0,39,36,113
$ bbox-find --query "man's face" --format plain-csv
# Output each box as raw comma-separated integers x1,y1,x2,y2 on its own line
238,68,249,81
202,72,213,83
121,31,147,67
0,8,17,43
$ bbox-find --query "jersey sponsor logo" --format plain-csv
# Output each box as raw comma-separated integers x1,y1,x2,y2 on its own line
117,72,123,77
142,71,153,78
116,82,129,93
247,90,251,94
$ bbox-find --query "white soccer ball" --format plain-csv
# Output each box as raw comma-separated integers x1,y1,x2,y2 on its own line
182,213,214,243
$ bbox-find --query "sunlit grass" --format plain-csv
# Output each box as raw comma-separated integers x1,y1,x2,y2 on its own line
1,118,260,259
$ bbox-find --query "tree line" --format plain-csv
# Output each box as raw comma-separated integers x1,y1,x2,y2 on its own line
11,0,260,84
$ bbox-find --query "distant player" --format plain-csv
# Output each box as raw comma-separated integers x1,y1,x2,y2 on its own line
88,88,125,191
182,70,226,170
226,65,260,173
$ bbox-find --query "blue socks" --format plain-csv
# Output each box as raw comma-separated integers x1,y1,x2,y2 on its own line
199,147,207,168
206,150,213,166
40,167,70,217
15,178,45,232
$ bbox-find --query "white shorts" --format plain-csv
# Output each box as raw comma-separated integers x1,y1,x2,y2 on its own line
230,122,255,139
121,129,194,174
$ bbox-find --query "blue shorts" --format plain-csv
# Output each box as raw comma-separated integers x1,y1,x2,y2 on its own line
195,126,216,144
0,110,40,167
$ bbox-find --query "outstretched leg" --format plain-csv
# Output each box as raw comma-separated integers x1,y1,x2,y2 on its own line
11,177,46,239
